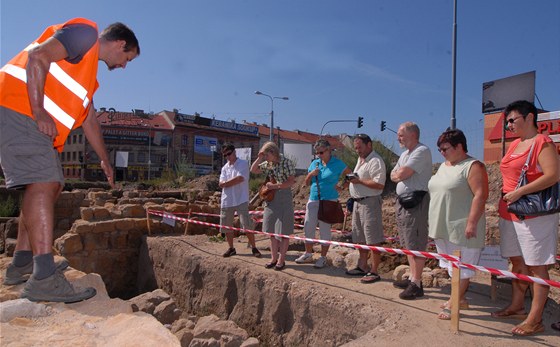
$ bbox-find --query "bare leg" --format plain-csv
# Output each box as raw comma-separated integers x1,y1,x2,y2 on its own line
269,236,279,263
304,242,314,254
408,255,426,284
370,250,381,274
18,182,62,255
320,244,329,257
358,249,370,272
519,265,549,327
277,238,290,265
439,279,470,319
225,232,234,249
493,256,529,315
246,232,257,249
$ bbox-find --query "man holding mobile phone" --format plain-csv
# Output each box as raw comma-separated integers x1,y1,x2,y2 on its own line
345,134,386,284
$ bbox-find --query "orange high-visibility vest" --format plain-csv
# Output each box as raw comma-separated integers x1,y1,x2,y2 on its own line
0,18,100,152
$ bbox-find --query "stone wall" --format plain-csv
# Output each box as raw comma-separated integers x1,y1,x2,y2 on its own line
54,190,221,299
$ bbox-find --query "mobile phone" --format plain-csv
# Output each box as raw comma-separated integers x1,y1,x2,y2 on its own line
346,173,358,180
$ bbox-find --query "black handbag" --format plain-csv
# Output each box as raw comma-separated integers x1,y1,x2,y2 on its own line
315,167,344,224
507,142,560,220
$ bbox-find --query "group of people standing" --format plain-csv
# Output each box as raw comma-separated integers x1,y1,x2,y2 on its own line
219,100,558,337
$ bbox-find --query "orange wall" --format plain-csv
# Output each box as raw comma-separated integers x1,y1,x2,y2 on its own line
483,110,560,164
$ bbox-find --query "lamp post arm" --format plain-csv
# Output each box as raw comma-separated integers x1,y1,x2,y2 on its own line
320,119,359,136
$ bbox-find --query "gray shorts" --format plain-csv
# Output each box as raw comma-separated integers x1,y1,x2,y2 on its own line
0,106,64,189
352,196,384,245
396,194,430,251
220,201,253,234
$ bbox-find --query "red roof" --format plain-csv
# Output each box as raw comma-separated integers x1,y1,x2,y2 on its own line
96,110,173,130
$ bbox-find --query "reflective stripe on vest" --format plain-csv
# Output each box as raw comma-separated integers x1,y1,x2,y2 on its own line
0,60,92,130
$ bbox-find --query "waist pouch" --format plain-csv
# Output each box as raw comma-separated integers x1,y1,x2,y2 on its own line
397,190,427,210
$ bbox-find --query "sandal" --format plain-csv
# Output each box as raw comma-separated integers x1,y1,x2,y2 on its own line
274,262,286,271
491,308,528,320
440,301,470,310
438,308,452,320
360,272,381,284
265,261,277,269
512,321,545,336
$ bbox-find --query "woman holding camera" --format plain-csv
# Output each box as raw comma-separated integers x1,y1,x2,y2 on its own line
295,139,351,268
250,141,296,271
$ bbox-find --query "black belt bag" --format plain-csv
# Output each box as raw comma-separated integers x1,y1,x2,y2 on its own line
397,190,427,210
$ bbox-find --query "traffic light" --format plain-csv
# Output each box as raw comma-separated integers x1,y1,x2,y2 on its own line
380,121,386,132
357,116,364,128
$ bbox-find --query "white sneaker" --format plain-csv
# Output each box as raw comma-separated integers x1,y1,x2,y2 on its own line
295,253,314,264
314,256,327,268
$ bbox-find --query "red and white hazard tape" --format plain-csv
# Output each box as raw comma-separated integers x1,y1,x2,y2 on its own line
147,209,560,288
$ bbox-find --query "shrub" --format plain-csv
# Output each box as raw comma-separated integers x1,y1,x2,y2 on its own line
0,195,19,217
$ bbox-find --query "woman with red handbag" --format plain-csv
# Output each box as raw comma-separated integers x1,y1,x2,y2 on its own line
295,139,351,268
250,141,296,271
492,100,559,336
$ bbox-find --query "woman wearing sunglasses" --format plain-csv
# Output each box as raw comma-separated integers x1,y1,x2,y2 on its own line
492,100,559,336
428,129,488,321
295,139,351,268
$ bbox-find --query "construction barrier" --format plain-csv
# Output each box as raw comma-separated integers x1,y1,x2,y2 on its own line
147,209,560,289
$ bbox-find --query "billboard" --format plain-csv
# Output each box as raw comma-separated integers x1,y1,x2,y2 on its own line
284,143,313,170
482,71,535,114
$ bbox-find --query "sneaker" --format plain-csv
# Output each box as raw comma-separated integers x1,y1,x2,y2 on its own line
3,259,70,286
295,253,314,264
393,278,411,289
314,256,327,268
20,269,96,303
252,247,262,258
223,248,237,257
399,282,424,300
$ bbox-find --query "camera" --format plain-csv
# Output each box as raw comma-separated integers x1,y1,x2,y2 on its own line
345,173,359,180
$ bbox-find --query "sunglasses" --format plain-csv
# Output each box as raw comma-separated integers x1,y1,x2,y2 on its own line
506,115,524,125
438,146,452,153
223,151,233,157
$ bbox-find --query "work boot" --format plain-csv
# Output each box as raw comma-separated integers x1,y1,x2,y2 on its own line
21,269,96,303
3,259,70,286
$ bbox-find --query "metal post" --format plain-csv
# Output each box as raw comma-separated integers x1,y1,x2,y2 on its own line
450,0,458,130
255,91,288,142
147,126,152,180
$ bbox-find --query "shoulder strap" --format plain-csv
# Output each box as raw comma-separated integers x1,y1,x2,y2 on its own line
314,161,322,200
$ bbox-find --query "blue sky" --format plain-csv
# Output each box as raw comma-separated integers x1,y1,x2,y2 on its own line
1,0,559,161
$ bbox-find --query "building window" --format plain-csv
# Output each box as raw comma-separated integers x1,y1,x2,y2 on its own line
181,134,188,146
72,152,77,161
60,152,65,162
128,153,135,163
78,134,83,144
137,152,146,163
72,135,77,144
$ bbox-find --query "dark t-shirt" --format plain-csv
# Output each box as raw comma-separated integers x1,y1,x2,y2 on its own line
53,23,98,64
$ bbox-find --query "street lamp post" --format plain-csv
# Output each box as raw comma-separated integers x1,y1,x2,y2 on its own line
254,91,289,142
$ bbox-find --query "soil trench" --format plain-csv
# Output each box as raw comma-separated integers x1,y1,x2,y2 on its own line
138,234,560,346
